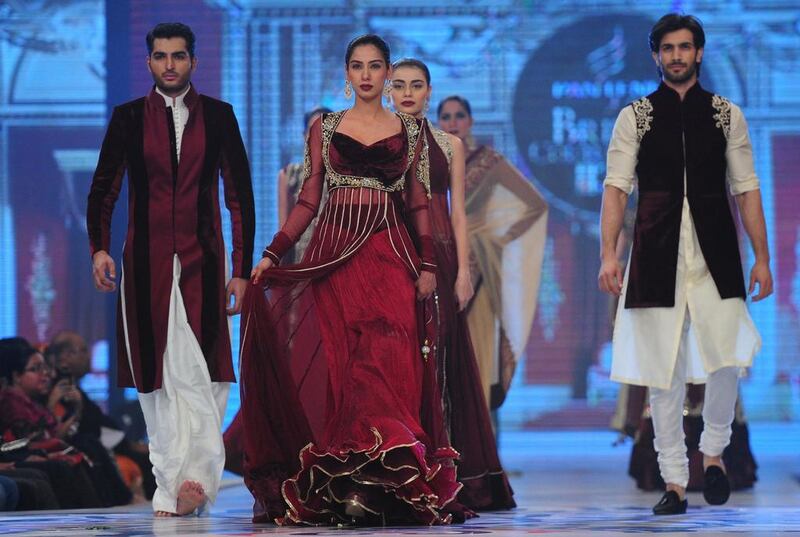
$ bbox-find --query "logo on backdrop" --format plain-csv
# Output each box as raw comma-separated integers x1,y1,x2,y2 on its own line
513,14,659,222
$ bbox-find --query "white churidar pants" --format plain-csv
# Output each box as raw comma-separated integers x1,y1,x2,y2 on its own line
135,254,229,514
649,310,739,488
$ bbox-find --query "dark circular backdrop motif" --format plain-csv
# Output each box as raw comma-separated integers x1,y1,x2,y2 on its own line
513,14,662,220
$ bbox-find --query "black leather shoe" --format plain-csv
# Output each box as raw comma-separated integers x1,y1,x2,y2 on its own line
703,465,731,505
652,491,688,515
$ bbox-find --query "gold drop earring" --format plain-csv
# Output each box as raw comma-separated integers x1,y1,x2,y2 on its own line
383,81,392,97
423,99,430,116
344,80,353,99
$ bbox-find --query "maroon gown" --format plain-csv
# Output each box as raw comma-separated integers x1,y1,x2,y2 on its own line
239,111,464,525
424,122,516,510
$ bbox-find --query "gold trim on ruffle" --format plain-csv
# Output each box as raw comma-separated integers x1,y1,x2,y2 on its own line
280,427,462,526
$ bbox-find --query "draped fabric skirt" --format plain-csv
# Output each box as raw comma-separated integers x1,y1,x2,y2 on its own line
279,228,460,525
431,236,515,510
240,224,464,525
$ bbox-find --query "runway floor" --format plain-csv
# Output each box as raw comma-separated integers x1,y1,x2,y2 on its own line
2,424,798,536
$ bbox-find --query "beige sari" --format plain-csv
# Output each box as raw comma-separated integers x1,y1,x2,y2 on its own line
464,145,548,409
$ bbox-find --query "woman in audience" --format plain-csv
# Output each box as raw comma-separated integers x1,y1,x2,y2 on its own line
0,337,130,507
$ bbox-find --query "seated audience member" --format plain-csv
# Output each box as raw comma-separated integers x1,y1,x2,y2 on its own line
47,330,154,500
0,474,19,511
0,462,58,510
0,337,130,507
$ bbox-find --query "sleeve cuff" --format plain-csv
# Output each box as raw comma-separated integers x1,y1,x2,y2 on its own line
262,231,293,264
262,249,280,265
418,235,436,270
729,177,760,196
603,178,634,195
420,261,438,274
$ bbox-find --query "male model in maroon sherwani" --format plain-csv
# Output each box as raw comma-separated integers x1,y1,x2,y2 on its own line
87,23,254,516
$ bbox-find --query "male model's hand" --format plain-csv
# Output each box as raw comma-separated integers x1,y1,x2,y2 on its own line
416,271,437,301
598,256,624,296
226,277,248,315
92,251,117,292
749,260,773,302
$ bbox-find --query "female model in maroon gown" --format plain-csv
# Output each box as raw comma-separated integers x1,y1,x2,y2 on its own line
390,59,515,510
241,35,464,526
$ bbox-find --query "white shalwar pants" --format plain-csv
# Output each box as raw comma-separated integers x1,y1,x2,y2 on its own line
137,255,229,514
649,311,739,489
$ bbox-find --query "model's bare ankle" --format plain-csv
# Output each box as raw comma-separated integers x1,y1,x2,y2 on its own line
666,483,686,500
703,454,725,472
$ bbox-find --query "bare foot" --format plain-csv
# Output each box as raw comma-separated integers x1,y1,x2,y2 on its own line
154,510,177,517
666,482,686,501
175,480,206,516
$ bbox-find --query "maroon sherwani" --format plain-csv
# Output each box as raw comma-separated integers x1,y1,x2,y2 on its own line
86,86,255,394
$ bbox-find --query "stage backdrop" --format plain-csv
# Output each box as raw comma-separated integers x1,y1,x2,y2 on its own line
1,0,799,430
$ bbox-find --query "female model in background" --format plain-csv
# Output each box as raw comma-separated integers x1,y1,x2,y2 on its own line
390,59,515,510
438,96,548,414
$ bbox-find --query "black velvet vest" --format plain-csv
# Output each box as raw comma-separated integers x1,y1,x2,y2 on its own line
625,82,746,308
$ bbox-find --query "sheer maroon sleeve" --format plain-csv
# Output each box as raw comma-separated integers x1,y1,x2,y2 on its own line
262,116,325,264
405,120,437,273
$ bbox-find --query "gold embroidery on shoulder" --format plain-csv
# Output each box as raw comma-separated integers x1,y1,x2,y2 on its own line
464,146,502,192
631,97,654,142
398,112,431,198
298,140,311,191
711,95,732,139
429,121,453,167
398,113,430,198
416,131,431,199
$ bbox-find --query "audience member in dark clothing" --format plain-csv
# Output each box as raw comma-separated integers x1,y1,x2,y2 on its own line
0,465,58,510
0,337,131,507
48,331,154,499
0,474,19,510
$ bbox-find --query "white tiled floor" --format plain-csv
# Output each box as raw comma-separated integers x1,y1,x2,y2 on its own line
2,425,798,536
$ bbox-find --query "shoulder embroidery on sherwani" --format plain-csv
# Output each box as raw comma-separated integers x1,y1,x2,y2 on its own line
631,97,654,143
711,95,732,139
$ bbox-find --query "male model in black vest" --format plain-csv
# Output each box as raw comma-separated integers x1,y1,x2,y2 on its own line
598,14,772,515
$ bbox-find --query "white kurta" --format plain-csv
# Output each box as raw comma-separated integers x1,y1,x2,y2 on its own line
155,85,190,162
605,102,761,389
